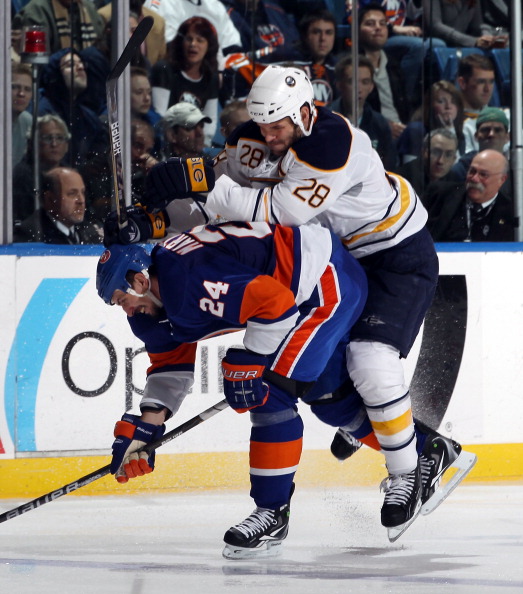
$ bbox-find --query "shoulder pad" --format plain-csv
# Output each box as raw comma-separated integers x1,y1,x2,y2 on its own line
293,108,352,171
226,120,264,146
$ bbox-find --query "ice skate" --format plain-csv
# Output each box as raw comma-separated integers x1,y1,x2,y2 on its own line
419,429,477,516
330,428,363,461
222,500,291,560
380,462,422,542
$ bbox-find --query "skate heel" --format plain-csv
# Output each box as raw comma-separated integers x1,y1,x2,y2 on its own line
421,449,477,515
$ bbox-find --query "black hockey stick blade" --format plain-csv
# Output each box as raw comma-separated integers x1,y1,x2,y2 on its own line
0,399,228,524
107,16,153,82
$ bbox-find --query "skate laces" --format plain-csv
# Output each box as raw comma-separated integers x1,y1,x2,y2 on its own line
419,454,435,484
380,470,417,506
233,508,276,538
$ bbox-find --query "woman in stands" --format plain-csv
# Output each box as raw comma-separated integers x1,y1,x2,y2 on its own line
151,16,219,147
396,79,465,164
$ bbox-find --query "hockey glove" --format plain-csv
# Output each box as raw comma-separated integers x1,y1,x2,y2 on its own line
222,348,269,413
143,157,215,213
103,205,169,247
110,413,166,483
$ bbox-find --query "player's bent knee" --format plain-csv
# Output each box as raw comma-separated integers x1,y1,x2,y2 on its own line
346,340,408,406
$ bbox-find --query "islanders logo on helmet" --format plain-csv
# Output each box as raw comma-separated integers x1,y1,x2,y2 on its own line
96,244,151,305
247,65,316,136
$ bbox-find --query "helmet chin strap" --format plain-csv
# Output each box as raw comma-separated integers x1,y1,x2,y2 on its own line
127,269,164,307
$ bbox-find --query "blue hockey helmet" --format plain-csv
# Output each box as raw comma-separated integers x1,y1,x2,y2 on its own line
96,244,152,305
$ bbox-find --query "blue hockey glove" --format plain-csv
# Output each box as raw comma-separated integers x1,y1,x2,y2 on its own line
143,157,215,213
110,413,165,483
103,205,169,247
222,348,269,413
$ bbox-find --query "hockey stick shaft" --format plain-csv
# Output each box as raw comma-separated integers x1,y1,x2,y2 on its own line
106,16,153,228
0,398,228,524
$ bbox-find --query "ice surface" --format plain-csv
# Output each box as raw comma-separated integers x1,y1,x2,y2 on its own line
1,484,522,594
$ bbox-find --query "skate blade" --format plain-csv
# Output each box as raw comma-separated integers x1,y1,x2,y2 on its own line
222,540,283,560
386,499,422,543
421,449,477,516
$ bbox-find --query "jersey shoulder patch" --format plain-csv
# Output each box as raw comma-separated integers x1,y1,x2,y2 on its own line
293,108,352,171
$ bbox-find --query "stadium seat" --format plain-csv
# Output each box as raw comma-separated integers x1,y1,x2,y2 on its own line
323,0,351,47
489,48,511,106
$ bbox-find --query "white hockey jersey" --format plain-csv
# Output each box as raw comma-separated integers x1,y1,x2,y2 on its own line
204,107,428,259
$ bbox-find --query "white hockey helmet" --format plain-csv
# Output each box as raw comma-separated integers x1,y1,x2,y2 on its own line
247,65,316,136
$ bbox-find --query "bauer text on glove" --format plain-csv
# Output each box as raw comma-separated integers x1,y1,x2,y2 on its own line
222,348,269,413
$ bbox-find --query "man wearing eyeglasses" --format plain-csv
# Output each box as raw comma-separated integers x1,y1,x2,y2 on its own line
425,149,515,242
450,107,510,187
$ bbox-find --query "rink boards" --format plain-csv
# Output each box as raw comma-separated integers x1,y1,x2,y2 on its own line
0,243,522,496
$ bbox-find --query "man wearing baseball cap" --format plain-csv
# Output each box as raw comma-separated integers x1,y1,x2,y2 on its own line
159,102,212,160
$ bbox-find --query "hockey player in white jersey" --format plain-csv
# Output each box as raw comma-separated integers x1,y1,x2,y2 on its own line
121,66,476,540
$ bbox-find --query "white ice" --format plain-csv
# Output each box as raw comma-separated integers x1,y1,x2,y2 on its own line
1,484,522,594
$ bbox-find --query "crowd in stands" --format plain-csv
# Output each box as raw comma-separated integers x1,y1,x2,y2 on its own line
9,0,515,244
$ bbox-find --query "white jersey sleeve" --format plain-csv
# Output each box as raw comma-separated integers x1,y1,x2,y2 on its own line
206,110,427,257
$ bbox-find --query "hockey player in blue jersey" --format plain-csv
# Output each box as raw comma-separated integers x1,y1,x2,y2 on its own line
111,65,477,539
97,221,373,558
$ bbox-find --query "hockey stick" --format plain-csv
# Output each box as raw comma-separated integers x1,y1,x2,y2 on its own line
106,16,154,229
0,398,228,524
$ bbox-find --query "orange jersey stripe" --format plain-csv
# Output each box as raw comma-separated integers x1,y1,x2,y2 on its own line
239,275,296,324
272,225,295,290
147,342,197,374
273,264,339,376
250,438,303,470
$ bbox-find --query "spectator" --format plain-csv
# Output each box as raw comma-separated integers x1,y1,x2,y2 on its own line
396,128,458,197
458,53,496,116
130,66,162,151
347,1,446,104
293,9,339,107
12,0,105,54
11,16,24,63
143,0,242,65
39,48,109,167
219,100,250,142
397,79,465,164
219,0,302,104
98,0,167,66
425,149,515,242
81,12,151,116
330,53,398,170
13,114,71,226
450,107,511,193
151,16,219,146
358,3,411,139
456,53,509,152
130,118,159,202
222,0,301,64
14,166,103,244
422,0,498,48
39,48,112,221
11,62,33,167
158,102,210,159
207,99,252,154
